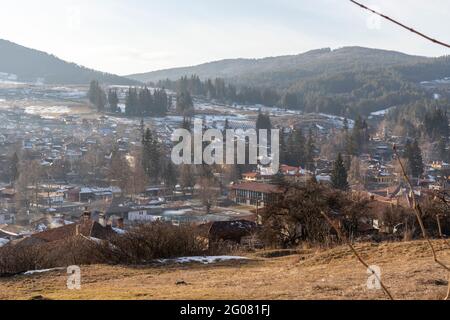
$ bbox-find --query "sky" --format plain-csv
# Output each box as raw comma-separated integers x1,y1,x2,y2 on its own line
0,0,449,75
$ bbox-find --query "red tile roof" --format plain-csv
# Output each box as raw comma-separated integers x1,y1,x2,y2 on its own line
231,182,284,194
280,165,300,172
31,219,114,243
242,172,259,178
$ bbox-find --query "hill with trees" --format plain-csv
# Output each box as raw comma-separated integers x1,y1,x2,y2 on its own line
132,47,450,118
0,39,138,85
128,47,431,85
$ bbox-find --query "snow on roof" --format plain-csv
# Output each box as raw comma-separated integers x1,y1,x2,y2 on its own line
316,175,331,182
0,228,18,237
80,186,121,194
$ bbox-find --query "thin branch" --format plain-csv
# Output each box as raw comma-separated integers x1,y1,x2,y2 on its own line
320,211,394,300
432,201,450,249
447,273,450,300
350,0,450,49
393,145,450,300
434,191,450,248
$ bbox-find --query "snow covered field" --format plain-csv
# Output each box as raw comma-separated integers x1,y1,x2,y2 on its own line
25,105,71,117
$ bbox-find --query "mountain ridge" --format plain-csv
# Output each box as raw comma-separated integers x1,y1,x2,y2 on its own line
0,39,139,86
127,46,432,85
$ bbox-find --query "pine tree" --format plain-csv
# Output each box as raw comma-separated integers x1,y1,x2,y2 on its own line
224,118,230,130
9,152,19,185
424,108,449,140
176,91,194,116
142,128,161,183
256,111,272,131
163,161,178,193
345,130,357,156
125,87,139,116
223,118,231,144
88,80,106,112
281,92,297,109
180,164,195,194
438,137,448,162
88,80,99,105
404,139,424,178
331,153,349,191
287,128,305,167
343,117,349,131
139,118,145,137
153,88,161,116
305,128,315,171
108,89,119,113
279,128,288,165
138,87,152,116
350,116,369,155
108,146,131,193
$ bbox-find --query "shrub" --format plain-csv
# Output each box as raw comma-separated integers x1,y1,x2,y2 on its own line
260,182,370,248
0,222,206,276
105,222,206,264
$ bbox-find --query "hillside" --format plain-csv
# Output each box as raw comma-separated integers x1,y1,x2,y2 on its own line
0,39,138,85
127,47,432,87
129,47,450,117
1,240,449,300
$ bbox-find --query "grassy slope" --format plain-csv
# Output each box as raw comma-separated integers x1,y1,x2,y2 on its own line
1,240,449,300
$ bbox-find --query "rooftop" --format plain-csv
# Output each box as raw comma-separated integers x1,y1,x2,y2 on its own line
231,182,284,194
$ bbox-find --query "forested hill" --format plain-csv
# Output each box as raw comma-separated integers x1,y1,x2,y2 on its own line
0,39,138,85
130,47,450,118
127,47,435,86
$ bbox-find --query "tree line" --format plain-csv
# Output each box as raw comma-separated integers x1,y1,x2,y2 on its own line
153,68,450,120
125,87,170,117
156,75,281,107
87,80,170,117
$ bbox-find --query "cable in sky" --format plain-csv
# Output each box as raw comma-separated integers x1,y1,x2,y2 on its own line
350,0,450,49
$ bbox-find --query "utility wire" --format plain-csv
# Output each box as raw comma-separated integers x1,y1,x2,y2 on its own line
350,0,450,49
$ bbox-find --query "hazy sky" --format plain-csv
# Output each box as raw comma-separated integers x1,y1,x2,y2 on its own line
1,0,449,75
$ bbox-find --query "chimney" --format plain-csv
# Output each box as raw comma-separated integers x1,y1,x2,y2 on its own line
98,212,106,227
117,217,124,229
82,207,91,222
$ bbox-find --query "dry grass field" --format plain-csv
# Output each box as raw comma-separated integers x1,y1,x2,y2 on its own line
1,240,449,300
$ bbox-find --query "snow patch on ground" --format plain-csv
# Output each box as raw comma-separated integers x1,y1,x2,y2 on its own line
318,113,354,128
370,106,396,117
25,105,70,116
157,256,249,265
23,267,64,275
